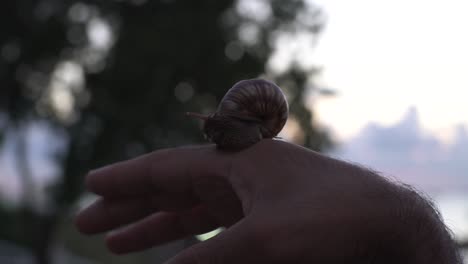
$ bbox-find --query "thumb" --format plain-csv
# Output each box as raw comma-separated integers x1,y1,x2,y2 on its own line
165,219,271,264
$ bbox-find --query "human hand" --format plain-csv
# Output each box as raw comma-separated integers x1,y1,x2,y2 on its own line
74,139,459,263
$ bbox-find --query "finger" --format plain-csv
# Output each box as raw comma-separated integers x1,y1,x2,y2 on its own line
75,192,201,235
85,152,156,197
85,146,222,198
106,205,218,254
75,197,157,234
164,218,269,264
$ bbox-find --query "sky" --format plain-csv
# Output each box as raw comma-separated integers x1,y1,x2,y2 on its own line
309,0,468,144
301,0,468,238
303,0,468,187
264,0,468,192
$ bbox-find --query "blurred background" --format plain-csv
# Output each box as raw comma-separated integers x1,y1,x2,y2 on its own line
0,0,466,263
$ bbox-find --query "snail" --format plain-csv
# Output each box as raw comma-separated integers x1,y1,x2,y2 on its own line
187,79,289,150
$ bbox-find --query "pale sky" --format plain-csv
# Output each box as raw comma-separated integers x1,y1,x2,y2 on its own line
308,0,468,143
292,1,468,236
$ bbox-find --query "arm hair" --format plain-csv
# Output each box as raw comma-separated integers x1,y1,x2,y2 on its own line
366,173,463,264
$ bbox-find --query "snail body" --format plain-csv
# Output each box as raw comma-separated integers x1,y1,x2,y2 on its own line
187,79,288,150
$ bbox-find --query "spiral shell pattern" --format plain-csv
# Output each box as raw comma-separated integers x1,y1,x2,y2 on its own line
217,79,289,139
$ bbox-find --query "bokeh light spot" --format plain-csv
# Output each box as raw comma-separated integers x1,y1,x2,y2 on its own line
1,42,21,63
174,82,194,103
225,41,244,61
236,0,272,23
87,18,113,49
68,2,91,23
238,23,260,46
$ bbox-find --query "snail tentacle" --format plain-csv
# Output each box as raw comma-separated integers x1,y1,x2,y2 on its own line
186,112,210,121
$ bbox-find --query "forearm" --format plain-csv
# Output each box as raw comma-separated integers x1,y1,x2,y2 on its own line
370,182,463,264
295,154,463,264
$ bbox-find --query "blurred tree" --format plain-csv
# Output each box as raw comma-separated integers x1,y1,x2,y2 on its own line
0,0,330,263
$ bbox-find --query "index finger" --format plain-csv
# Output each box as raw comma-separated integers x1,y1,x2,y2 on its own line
85,145,222,198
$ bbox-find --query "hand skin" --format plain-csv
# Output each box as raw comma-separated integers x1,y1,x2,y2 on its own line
75,139,462,264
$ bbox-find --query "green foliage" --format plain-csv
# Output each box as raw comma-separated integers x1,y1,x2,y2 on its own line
0,0,330,262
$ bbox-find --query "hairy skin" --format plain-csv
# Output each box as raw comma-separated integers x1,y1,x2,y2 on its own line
75,140,462,264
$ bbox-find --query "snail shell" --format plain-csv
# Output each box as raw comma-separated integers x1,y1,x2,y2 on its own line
187,79,289,150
